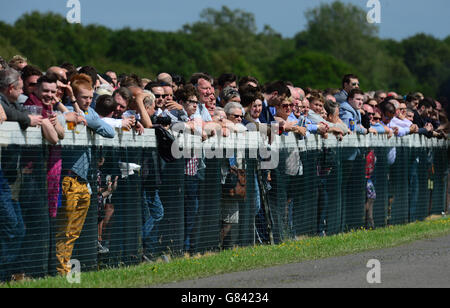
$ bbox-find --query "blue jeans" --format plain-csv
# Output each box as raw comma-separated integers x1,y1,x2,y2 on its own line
142,190,164,256
0,169,25,280
184,175,199,252
254,171,269,243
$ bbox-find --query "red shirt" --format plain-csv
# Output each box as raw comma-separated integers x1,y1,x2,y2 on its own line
24,93,53,118
365,150,376,179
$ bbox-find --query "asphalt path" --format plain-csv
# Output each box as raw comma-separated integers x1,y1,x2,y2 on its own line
157,234,450,288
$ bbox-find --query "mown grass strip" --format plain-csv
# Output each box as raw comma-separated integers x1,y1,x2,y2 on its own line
3,216,450,288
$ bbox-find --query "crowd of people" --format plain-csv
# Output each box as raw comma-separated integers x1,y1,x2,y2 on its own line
0,54,449,281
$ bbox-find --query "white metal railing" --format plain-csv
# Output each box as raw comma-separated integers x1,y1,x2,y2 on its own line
0,122,447,150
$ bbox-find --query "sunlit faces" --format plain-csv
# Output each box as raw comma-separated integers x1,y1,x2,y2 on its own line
16,61,28,71
24,75,40,96
250,99,263,120
9,78,23,102
197,78,214,104
344,78,360,93
152,86,165,109
376,92,387,103
289,88,302,117
301,100,310,116
113,93,128,117
212,110,226,123
36,82,58,106
106,71,118,87
292,99,302,117
367,99,378,108
205,93,216,116
184,96,198,117
382,110,395,124
76,87,94,111
309,98,324,115
289,87,301,103
363,104,374,118
276,98,294,119
349,93,364,110
408,99,419,110
145,99,156,117
406,110,414,122
397,103,407,119
372,111,382,125
227,107,243,124
163,85,173,104
419,105,433,118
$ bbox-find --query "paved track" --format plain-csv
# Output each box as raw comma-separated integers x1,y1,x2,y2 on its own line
158,234,450,288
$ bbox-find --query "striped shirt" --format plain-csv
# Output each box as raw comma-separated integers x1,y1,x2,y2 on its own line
185,157,198,176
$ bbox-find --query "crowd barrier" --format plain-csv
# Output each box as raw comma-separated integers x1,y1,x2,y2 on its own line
0,122,448,280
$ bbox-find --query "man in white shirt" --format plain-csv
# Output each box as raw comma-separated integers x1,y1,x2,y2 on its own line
190,73,215,122
387,100,418,136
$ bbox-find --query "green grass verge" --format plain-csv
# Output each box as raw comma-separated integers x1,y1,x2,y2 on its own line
3,216,450,288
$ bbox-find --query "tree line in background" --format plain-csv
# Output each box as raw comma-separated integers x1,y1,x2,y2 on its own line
1,1,449,99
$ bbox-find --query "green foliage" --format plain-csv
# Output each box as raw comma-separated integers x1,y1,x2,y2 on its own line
273,50,354,90
181,6,293,82
296,1,379,61
0,3,448,99
401,34,450,96
0,35,22,63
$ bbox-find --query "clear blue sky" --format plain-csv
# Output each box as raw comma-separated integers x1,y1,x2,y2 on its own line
2,0,449,41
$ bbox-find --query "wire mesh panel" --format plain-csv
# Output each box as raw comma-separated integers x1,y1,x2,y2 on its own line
372,146,389,228
297,149,319,236
417,147,432,221
389,147,409,225
18,145,49,278
237,157,258,247
195,157,221,253
430,148,448,215
0,122,448,282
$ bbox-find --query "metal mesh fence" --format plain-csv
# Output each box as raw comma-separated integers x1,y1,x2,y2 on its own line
0,122,448,281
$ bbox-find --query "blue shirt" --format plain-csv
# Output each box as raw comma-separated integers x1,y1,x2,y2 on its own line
286,112,318,137
259,100,275,124
339,102,367,134
63,106,115,180
370,122,387,134
80,106,116,138
193,103,212,122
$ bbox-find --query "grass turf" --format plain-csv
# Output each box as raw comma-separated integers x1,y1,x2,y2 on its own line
2,215,450,288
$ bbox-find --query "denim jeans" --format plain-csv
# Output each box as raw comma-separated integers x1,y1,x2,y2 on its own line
254,172,268,243
142,190,164,256
0,169,25,280
184,175,199,252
